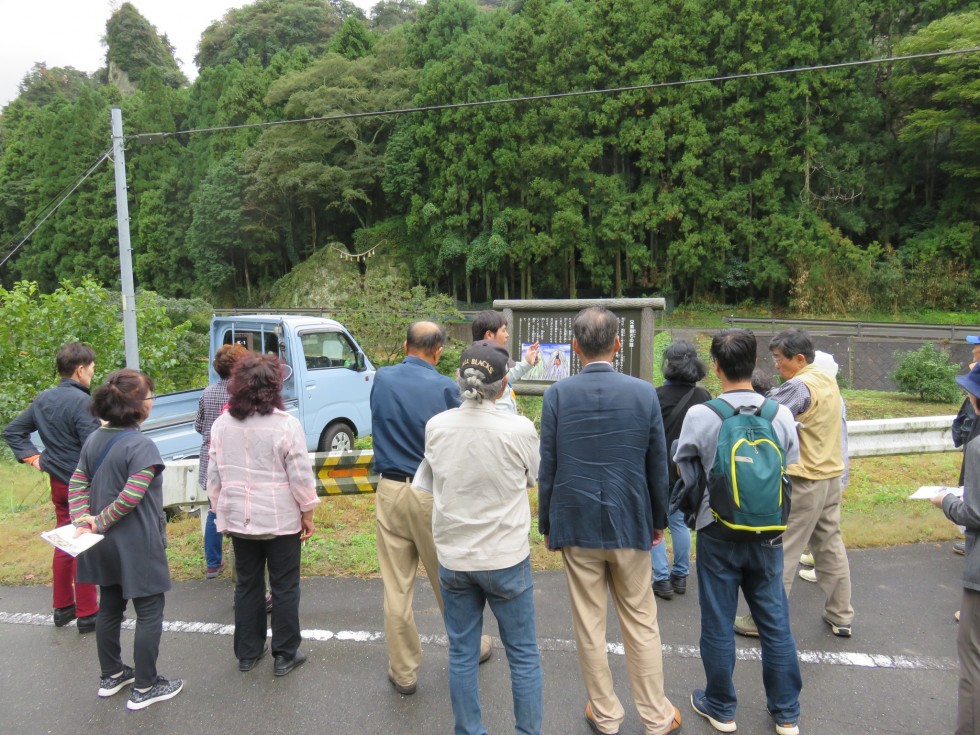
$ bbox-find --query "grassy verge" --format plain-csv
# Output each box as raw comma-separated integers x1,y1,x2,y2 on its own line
0,443,965,585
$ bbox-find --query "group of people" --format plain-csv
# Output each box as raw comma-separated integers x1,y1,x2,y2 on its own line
10,308,978,733
369,308,858,735
3,343,319,710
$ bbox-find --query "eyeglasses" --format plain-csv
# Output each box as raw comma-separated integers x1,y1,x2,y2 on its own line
144,394,155,401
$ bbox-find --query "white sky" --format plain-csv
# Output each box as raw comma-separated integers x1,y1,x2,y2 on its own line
1,0,377,107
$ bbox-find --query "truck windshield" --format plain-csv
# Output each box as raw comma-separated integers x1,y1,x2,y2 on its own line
300,331,356,370
222,330,280,355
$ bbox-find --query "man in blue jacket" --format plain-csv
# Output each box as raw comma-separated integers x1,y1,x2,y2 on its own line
3,343,101,632
371,321,490,697
538,306,681,735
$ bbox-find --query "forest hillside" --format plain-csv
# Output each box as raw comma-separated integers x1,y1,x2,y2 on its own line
0,0,977,313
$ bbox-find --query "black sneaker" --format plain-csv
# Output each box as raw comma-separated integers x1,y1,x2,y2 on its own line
98,665,135,697
652,579,674,600
126,677,184,710
670,574,687,595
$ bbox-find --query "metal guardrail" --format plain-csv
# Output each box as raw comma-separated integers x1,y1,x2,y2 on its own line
846,416,955,458
162,450,380,509
162,416,959,508
724,316,980,340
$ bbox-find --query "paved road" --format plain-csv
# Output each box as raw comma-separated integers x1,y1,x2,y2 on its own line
0,542,964,734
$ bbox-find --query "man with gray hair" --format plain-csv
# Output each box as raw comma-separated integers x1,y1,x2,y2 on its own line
424,340,543,734
539,306,681,735
735,328,854,639
371,321,491,697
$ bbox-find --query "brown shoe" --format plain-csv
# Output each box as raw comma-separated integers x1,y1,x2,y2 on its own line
667,705,683,733
479,635,492,664
387,669,416,695
585,701,618,735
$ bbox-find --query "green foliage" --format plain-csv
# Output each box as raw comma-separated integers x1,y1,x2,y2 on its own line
0,279,194,433
370,0,421,32
196,0,347,69
104,3,187,89
892,343,961,402
330,17,376,59
335,274,462,367
1,0,978,314
15,64,97,106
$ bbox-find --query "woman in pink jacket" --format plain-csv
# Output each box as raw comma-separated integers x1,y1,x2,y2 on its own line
207,353,319,677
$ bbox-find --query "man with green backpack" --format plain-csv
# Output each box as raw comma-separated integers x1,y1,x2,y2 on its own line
673,329,802,735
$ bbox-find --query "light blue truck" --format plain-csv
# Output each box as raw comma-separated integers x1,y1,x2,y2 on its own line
142,314,375,461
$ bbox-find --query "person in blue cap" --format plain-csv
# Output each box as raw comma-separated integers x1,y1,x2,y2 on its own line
932,360,980,735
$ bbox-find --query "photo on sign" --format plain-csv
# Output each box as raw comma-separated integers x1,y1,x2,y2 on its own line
521,343,571,381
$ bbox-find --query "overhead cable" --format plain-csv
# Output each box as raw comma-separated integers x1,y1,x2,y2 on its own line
142,47,980,140
0,148,112,268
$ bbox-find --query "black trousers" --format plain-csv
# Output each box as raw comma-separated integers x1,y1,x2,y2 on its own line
97,585,165,689
232,533,302,661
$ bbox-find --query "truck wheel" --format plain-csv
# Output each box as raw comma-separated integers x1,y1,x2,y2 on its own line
319,423,354,453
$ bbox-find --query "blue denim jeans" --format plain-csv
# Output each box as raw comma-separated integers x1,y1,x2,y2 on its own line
204,508,223,569
650,508,691,582
439,556,543,735
695,529,802,723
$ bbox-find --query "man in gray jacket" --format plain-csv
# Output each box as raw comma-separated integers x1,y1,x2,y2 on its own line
674,329,802,735
933,361,980,735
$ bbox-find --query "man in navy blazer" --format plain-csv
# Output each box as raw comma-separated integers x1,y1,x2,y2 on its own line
538,306,681,735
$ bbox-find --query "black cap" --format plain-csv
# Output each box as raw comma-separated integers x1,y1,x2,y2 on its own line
460,340,509,382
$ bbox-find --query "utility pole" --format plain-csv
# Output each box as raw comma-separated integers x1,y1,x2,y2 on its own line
110,106,140,370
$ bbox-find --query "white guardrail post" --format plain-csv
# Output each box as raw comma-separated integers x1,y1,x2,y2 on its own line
162,416,959,508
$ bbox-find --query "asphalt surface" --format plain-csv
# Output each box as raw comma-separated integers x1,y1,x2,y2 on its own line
0,542,964,735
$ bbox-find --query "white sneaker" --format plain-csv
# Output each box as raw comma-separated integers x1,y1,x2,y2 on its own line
798,568,817,583
799,552,814,567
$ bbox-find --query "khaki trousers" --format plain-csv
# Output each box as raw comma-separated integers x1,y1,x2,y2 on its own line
781,475,854,625
561,546,676,735
375,478,442,686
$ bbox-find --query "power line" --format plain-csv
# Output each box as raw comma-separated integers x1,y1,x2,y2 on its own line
0,148,112,269
4,46,976,269
142,47,980,140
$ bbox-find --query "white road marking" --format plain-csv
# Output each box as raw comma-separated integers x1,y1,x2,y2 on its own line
0,611,955,671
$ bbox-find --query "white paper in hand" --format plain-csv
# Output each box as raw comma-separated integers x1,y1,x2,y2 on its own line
40,524,104,557
909,486,964,500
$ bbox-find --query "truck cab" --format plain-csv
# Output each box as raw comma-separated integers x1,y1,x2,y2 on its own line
210,315,374,451
143,314,375,461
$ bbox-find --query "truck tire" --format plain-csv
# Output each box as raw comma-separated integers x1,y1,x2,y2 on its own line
319,422,354,453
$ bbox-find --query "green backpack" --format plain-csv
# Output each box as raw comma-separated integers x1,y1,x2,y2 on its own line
705,398,791,540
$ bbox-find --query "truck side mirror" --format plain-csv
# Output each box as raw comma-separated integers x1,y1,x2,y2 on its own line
353,352,366,371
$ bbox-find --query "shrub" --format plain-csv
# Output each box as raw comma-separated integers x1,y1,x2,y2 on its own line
892,343,960,402
0,278,193,445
